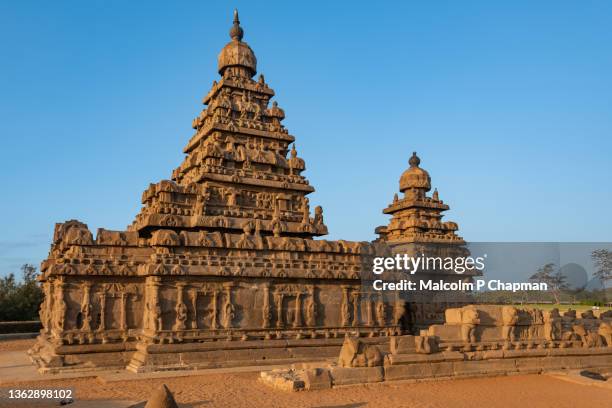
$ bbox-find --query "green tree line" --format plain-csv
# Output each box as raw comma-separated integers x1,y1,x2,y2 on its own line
0,264,43,321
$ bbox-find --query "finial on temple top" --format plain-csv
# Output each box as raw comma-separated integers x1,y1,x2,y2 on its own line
409,151,421,168
230,9,244,41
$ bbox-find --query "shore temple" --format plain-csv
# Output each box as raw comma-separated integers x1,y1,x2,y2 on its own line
30,11,469,373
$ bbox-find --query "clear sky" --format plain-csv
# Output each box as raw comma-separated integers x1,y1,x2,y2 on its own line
1,1,611,277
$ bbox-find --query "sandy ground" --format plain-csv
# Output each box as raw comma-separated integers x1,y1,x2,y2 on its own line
0,339,610,408
0,338,36,352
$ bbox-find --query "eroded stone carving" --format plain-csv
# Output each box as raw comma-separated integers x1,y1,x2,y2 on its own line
337,337,383,368
460,307,480,344
501,306,518,343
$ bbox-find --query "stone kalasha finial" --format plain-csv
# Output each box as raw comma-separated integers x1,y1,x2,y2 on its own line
291,144,297,158
399,151,431,192
409,151,421,168
230,9,244,41
217,9,257,76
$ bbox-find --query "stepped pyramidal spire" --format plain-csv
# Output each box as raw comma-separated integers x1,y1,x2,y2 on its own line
130,10,327,238
376,152,463,244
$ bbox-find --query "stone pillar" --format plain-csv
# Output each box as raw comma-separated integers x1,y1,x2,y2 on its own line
39,281,53,334
262,283,271,329
145,276,161,334
98,292,107,332
80,282,92,331
340,286,350,327
52,278,66,336
376,293,386,327
393,293,404,327
222,283,234,329
293,292,302,328
119,292,127,331
276,293,284,328
366,293,373,327
351,291,360,327
189,288,198,329
305,285,316,327
211,290,218,329
173,282,187,331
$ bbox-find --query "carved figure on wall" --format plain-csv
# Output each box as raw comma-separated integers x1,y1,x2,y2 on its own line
461,307,480,343
222,286,234,329
194,191,210,216
39,282,52,334
237,222,255,249
301,197,310,224
340,287,350,327
313,206,324,226
375,294,386,327
598,322,612,346
262,285,271,329
53,281,66,333
226,187,239,207
173,284,188,331
80,283,92,331
174,303,187,331
415,335,439,354
97,293,107,331
305,287,316,327
145,284,162,332
271,219,282,237
501,306,518,342
338,337,383,368
351,292,360,327
543,308,562,341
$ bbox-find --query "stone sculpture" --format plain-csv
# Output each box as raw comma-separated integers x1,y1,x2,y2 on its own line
144,384,179,408
501,306,518,346
460,307,480,344
337,336,383,368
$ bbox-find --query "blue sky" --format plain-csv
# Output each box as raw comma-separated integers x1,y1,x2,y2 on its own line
1,1,611,277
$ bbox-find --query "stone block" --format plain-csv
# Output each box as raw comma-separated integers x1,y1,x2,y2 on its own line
384,363,433,381
303,368,332,390
260,369,305,392
444,308,463,324
430,361,454,378
390,335,416,354
427,325,461,341
330,366,384,386
452,359,517,376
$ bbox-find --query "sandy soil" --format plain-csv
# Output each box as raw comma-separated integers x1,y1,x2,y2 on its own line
0,338,35,352
1,339,610,408
2,371,612,408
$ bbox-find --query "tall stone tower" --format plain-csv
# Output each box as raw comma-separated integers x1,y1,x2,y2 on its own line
30,11,399,374
376,152,462,245
130,10,327,239
376,152,477,329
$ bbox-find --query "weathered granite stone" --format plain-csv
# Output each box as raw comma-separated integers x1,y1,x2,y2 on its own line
144,384,179,408
337,337,383,368
29,11,485,374
303,368,332,390
330,366,384,385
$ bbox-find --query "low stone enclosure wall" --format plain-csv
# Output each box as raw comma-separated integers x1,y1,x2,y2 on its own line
260,305,612,391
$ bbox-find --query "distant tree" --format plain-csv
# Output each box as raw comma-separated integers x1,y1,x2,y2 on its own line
592,249,612,284
0,264,43,321
529,263,569,304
